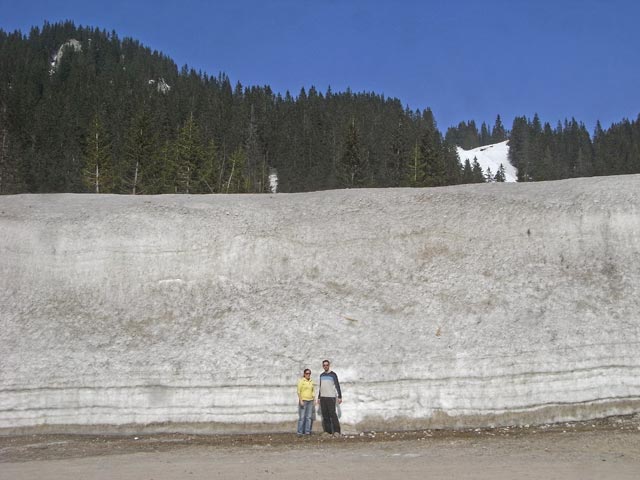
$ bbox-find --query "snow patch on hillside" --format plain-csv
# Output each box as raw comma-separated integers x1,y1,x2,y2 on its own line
148,78,171,94
49,39,82,75
457,140,517,182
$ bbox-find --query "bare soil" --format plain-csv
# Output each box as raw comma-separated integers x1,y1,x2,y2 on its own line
1,416,639,479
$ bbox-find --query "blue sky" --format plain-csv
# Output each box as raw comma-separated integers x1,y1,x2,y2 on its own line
2,0,639,133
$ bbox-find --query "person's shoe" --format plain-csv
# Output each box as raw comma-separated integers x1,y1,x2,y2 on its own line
333,432,341,437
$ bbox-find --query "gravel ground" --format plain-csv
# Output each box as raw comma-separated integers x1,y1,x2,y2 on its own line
1,416,639,479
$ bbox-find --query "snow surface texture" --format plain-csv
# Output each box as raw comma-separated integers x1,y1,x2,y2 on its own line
1,176,640,434
457,140,517,182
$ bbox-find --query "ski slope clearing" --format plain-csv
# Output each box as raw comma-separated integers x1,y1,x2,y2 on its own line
457,140,517,182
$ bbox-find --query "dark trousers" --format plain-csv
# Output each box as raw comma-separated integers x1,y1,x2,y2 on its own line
320,397,340,434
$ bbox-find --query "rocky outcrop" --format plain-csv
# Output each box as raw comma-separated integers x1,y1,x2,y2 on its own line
1,175,639,434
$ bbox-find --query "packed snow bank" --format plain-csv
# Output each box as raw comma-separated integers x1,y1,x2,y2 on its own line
1,176,640,434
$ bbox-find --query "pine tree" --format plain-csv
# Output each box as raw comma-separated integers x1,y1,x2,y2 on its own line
245,103,263,192
484,166,494,182
462,159,473,183
445,120,479,149
494,164,506,182
491,115,507,142
480,122,491,145
82,113,114,193
389,118,408,186
526,114,544,181
471,157,484,183
120,108,160,194
224,146,249,193
510,116,531,182
405,140,425,186
198,139,220,193
420,110,445,187
537,145,554,181
0,100,22,194
442,141,462,185
338,119,366,187
173,112,204,193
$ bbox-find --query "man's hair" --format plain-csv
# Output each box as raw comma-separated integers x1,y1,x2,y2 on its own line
322,359,330,365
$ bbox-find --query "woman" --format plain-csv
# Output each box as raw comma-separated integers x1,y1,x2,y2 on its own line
296,368,315,436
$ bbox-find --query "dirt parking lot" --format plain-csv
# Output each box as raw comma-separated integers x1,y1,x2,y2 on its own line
1,416,639,479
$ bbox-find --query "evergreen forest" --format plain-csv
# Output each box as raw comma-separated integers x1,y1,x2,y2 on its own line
1,22,640,195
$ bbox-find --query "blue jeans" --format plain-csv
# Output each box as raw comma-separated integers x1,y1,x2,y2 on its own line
297,400,314,434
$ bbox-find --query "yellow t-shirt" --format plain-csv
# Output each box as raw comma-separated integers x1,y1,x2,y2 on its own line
297,377,315,401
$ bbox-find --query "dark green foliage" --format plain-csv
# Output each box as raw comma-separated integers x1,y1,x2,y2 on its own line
445,120,480,150
338,119,366,188
462,159,473,184
441,141,462,185
121,107,161,194
404,140,425,187
491,115,507,143
82,113,114,192
479,122,491,146
172,112,204,193
420,109,446,187
509,116,531,182
506,113,640,183
1,22,640,195
1,22,472,194
471,158,485,183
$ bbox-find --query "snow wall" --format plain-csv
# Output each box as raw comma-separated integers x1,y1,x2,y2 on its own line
1,175,640,434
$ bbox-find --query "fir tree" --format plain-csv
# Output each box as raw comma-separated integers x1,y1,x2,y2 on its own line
0,101,22,193
471,158,484,183
462,159,473,183
484,166,494,183
198,139,220,193
494,164,506,182
420,110,445,187
245,103,262,192
405,140,425,186
491,115,507,142
480,122,491,145
338,119,366,187
510,116,531,182
389,118,408,186
120,108,160,194
224,146,249,193
82,113,114,193
445,120,479,149
442,141,462,185
173,112,204,193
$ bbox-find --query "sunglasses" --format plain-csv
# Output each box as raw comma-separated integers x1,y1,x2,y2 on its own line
304,371,311,375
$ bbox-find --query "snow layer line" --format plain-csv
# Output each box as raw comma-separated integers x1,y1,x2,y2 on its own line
1,176,640,433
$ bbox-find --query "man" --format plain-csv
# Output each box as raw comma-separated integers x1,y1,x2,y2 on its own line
317,359,342,436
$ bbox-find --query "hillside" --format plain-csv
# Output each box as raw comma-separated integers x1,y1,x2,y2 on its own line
2,22,640,195
456,140,517,182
